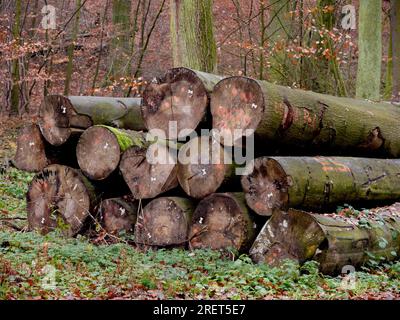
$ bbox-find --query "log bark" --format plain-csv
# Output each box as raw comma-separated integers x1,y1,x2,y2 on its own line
96,196,137,235
26,164,97,236
241,156,400,216
211,76,400,156
189,193,257,252
250,205,400,274
13,124,79,172
39,95,145,146
177,135,236,199
142,67,223,139
120,143,178,199
135,197,194,247
76,125,147,180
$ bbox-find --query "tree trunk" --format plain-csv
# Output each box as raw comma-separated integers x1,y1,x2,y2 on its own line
177,135,236,199
120,142,178,199
76,125,147,180
135,197,194,247
64,0,81,95
96,196,137,235
211,76,400,156
250,205,400,274
142,67,223,139
39,95,145,146
13,124,79,172
355,0,382,100
391,0,400,101
241,156,400,216
10,0,21,115
110,0,131,78
27,164,97,236
189,193,257,252
170,0,217,73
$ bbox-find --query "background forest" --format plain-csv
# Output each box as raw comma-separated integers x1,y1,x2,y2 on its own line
0,0,398,117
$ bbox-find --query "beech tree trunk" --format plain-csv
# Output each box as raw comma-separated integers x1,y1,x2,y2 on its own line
135,197,194,247
170,0,217,73
250,205,400,274
76,125,147,180
189,193,257,252
211,76,400,156
13,124,78,172
391,0,400,101
39,95,145,146
96,197,137,235
241,156,400,216
142,67,223,139
27,164,97,236
120,143,178,199
177,135,236,199
356,0,382,100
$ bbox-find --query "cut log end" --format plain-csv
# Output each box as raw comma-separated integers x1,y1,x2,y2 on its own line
14,124,48,172
120,144,178,199
26,165,94,236
135,197,193,246
177,136,227,199
142,67,209,139
38,95,75,146
211,77,265,146
189,193,255,251
96,197,137,235
241,158,289,216
250,210,325,266
76,126,121,180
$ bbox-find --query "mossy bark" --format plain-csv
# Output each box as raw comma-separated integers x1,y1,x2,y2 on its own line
170,0,217,73
242,156,400,216
391,0,400,100
250,205,400,274
356,0,382,100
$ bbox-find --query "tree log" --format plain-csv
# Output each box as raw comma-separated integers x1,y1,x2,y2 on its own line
120,143,178,199
135,197,194,247
39,95,145,146
39,95,92,146
177,135,236,199
76,125,147,180
142,67,223,139
27,164,97,236
211,76,400,156
68,96,145,130
250,205,400,274
189,193,257,252
241,156,400,216
13,124,79,172
96,197,137,235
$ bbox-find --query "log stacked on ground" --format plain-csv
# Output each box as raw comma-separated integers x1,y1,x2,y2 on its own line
250,205,400,274
14,124,79,172
26,164,97,236
76,125,147,180
96,197,138,235
142,67,223,139
39,95,145,146
177,135,235,199
241,156,400,216
211,76,400,157
189,193,258,252
135,197,194,247
120,142,178,199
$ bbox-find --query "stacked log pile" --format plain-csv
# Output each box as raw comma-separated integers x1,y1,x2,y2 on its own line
12,67,400,274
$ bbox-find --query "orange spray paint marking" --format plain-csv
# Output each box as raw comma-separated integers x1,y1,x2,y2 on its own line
314,157,351,173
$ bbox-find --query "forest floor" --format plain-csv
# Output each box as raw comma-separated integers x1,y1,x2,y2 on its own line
1,117,399,300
